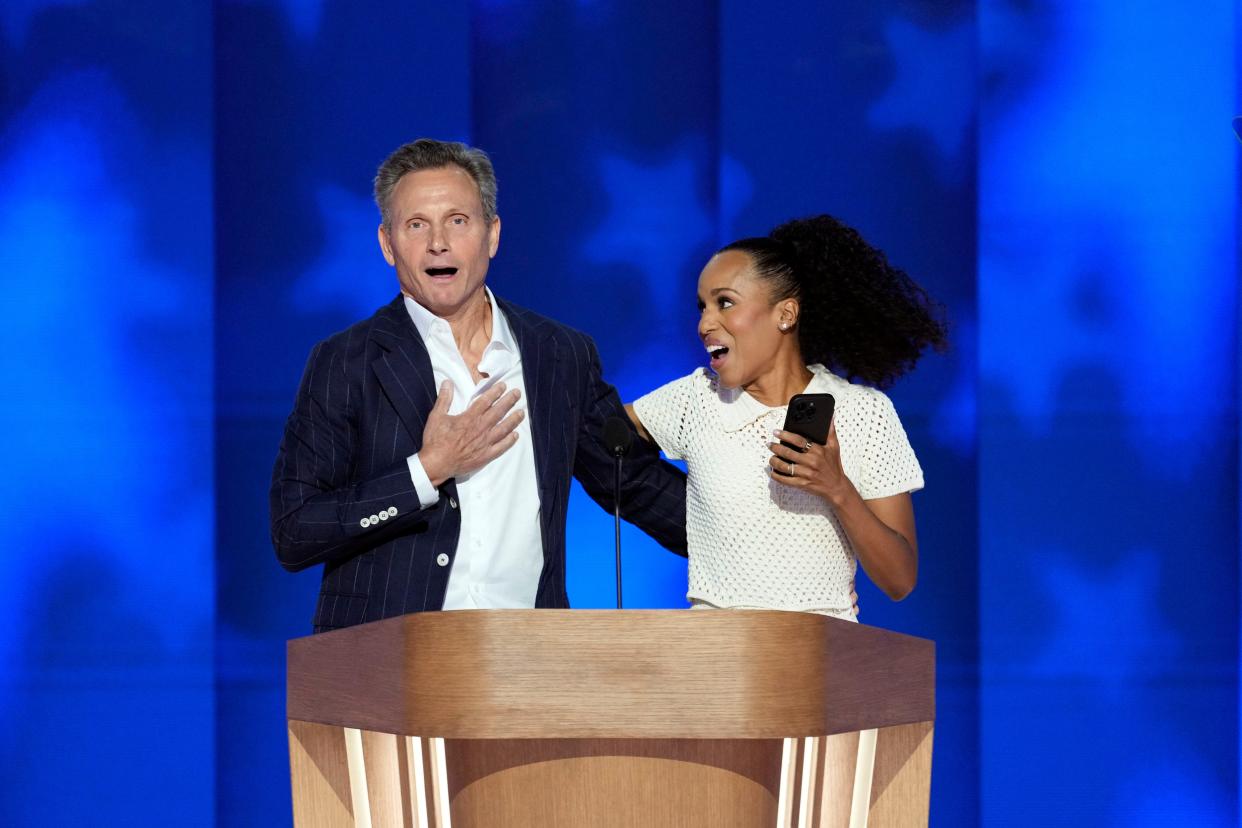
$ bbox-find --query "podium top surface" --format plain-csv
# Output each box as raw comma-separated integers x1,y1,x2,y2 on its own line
287,609,934,739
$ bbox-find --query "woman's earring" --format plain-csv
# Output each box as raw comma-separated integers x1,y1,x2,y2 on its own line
780,323,789,331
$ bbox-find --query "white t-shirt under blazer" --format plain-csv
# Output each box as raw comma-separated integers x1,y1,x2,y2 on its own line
632,364,924,620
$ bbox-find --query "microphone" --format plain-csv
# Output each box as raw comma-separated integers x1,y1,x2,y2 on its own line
603,416,634,457
603,416,634,609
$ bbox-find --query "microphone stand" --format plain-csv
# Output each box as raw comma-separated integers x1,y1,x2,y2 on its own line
603,416,633,610
613,449,623,609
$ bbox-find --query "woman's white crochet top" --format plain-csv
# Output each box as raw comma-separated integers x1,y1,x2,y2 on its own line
632,365,923,617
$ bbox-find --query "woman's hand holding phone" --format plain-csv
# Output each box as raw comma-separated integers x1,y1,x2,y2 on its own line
769,392,854,504
768,420,855,507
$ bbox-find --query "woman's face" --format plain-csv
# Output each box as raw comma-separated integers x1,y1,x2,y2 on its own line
696,250,789,389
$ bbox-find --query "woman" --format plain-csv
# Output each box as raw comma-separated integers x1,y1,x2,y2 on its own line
626,214,947,619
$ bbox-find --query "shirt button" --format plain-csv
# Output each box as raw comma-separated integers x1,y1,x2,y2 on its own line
360,517,371,528
436,553,450,567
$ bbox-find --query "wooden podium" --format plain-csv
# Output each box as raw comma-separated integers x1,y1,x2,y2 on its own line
286,609,934,827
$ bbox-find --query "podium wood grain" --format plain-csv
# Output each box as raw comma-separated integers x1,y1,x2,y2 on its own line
286,609,935,826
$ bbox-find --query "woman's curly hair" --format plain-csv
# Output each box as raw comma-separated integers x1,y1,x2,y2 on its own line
719,215,948,388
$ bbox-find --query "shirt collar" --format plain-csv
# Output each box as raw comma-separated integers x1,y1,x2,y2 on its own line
716,364,836,432
478,291,519,377
402,290,441,341
402,287,515,348
402,288,519,374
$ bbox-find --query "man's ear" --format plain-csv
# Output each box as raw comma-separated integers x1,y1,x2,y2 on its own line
377,224,396,266
488,215,501,259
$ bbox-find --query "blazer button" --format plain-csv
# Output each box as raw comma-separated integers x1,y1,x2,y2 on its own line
387,506,398,517
369,514,380,525
360,517,371,528
436,553,450,567
448,496,458,510
378,511,389,521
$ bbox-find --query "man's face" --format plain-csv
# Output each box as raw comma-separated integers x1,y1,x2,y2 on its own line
378,165,500,320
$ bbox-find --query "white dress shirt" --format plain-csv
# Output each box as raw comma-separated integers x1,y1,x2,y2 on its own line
403,289,544,609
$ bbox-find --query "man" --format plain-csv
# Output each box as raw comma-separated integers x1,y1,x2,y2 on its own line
270,138,686,631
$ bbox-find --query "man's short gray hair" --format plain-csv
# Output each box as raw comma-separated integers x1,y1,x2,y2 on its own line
373,138,498,228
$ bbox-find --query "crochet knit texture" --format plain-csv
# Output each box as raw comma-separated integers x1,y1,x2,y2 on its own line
632,365,923,617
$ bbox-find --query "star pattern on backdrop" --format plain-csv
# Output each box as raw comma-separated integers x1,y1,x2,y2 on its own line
0,0,89,44
268,0,323,39
868,16,974,163
1027,548,1179,685
979,0,1232,472
0,71,209,657
581,148,714,321
291,184,394,318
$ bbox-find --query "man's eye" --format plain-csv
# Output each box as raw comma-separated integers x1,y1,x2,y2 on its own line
408,221,424,230
452,216,467,225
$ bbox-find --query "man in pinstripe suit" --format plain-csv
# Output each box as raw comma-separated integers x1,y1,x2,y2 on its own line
270,139,687,632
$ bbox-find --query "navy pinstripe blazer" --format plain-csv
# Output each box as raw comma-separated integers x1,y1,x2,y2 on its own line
270,294,687,632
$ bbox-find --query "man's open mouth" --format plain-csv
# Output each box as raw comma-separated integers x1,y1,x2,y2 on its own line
426,267,458,278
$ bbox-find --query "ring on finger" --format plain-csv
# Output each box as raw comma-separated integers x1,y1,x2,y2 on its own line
787,459,797,474
803,439,812,451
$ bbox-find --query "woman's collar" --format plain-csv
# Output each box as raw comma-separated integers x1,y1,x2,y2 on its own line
713,365,834,432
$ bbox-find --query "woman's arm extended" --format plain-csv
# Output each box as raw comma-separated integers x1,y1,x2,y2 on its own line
624,403,655,444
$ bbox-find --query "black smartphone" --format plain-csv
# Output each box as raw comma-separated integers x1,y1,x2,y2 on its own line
781,393,835,450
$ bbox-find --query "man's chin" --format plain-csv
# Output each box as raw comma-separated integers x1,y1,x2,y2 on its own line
404,280,486,318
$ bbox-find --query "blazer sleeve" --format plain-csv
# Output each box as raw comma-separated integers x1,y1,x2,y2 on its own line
269,339,431,572
570,337,688,556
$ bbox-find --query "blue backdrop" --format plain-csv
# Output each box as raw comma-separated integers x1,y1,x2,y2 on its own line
0,1,1235,825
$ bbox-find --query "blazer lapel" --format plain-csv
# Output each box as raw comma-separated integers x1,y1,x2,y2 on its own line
499,298,562,507
370,296,438,449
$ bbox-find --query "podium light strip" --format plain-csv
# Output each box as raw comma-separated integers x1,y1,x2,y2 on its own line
798,736,819,828
776,736,796,825
405,736,429,828
428,737,452,828
848,728,878,828
343,727,373,828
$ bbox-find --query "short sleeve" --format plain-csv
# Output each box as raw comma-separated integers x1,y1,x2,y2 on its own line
631,373,698,461
854,390,924,499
